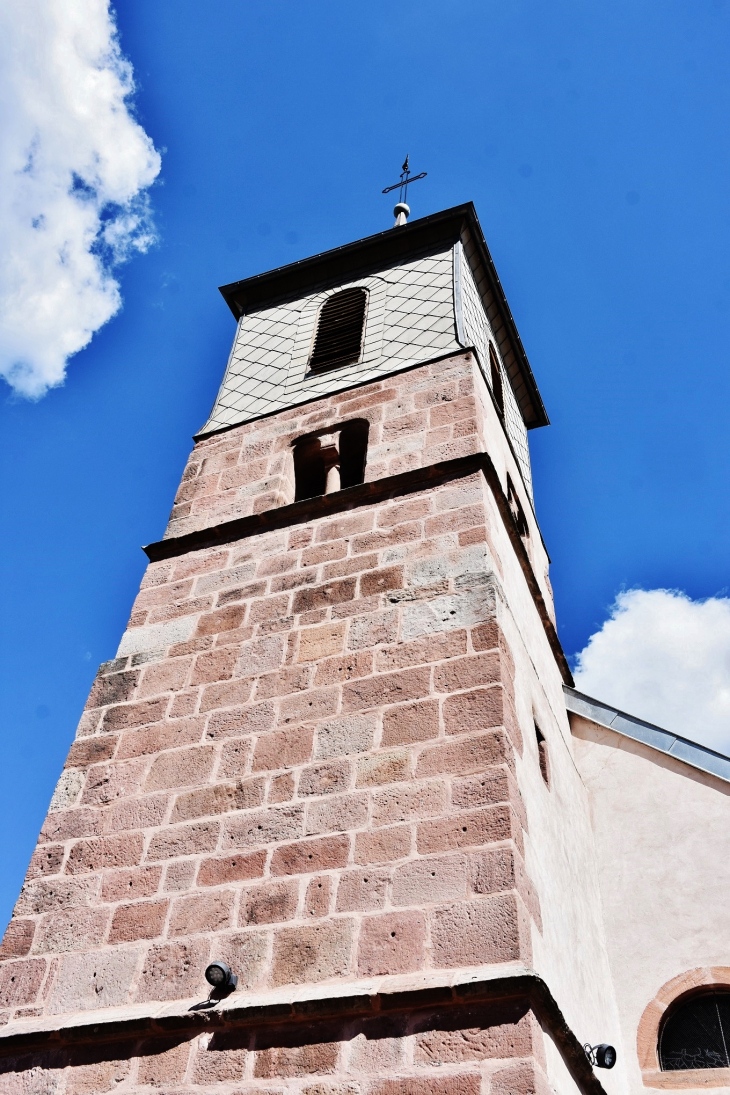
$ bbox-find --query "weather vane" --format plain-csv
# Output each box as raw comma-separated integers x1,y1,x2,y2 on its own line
382,155,427,226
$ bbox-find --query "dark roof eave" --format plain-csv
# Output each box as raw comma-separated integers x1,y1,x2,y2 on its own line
464,207,549,429
218,203,549,430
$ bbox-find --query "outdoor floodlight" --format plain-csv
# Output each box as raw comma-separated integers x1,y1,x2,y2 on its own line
204,961,238,992
584,1043,616,1069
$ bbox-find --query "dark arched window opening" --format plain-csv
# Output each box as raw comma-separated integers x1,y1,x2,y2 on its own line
659,991,730,1071
309,288,367,372
339,419,369,489
293,437,326,501
293,419,369,502
535,724,550,787
489,343,504,417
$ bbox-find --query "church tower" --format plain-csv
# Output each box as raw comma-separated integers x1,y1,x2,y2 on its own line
0,204,625,1095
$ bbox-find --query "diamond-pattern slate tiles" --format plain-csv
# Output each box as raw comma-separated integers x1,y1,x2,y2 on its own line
459,247,532,496
200,245,501,438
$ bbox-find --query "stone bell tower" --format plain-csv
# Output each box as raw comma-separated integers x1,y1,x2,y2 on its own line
0,205,624,1095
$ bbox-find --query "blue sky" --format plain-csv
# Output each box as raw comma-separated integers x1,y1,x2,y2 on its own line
1,0,729,928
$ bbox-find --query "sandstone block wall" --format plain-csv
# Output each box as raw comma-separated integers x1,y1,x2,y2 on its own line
0,465,538,1024
166,354,494,541
0,348,579,1095
0,998,551,1095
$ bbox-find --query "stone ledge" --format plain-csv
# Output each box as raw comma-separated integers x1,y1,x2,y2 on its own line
142,451,572,687
0,965,605,1095
641,1068,730,1089
0,964,530,1044
145,452,486,561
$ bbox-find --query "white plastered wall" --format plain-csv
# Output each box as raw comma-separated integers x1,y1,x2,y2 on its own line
571,715,730,1094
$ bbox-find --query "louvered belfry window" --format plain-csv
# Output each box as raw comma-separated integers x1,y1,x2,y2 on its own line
309,288,367,372
489,343,505,417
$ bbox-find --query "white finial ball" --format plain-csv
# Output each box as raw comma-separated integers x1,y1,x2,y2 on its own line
393,202,410,218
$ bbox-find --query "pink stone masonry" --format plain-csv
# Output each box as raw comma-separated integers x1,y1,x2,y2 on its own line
0,358,538,1025
0,477,532,1018
0,1001,551,1095
164,354,485,540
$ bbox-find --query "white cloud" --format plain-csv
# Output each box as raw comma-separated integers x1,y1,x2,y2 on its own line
0,0,161,398
574,589,730,755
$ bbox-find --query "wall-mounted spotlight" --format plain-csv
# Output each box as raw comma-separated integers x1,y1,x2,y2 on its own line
205,961,238,993
584,1043,616,1069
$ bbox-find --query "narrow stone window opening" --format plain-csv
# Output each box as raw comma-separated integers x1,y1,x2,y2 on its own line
293,419,369,502
507,475,529,539
489,342,505,417
293,438,326,501
535,724,550,787
309,288,367,372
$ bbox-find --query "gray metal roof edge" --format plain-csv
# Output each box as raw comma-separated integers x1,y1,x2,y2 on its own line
564,685,730,784
217,203,548,431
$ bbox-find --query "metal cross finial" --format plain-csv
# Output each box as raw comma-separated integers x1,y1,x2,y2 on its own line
382,154,427,226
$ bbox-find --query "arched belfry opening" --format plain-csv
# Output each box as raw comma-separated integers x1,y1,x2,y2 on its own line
293,418,369,501
309,287,367,372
